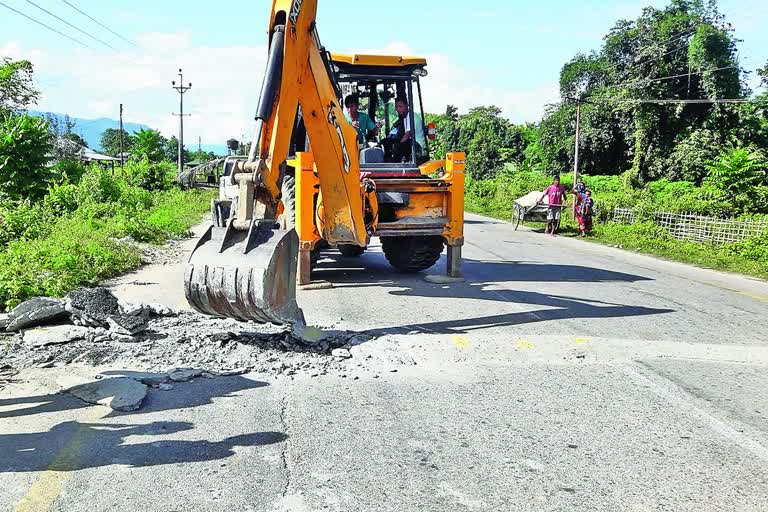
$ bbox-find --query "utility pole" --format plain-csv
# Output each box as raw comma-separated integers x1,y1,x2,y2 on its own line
198,136,202,153
119,103,124,171
171,69,192,176
573,98,581,189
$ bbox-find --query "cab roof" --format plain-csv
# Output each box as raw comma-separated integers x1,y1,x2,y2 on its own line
330,53,427,67
330,53,427,78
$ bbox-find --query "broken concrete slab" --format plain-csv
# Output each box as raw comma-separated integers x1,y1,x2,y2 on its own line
147,303,177,317
136,374,171,387
168,368,204,382
0,313,10,331
120,303,149,317
331,348,352,359
6,297,69,332
22,325,91,347
66,288,120,328
68,377,148,412
110,332,137,343
107,312,149,336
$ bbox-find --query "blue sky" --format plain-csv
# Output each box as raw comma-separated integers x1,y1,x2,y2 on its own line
1,0,766,145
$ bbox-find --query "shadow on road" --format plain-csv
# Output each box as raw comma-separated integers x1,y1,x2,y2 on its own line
0,375,282,473
312,254,672,336
0,374,267,420
0,420,285,472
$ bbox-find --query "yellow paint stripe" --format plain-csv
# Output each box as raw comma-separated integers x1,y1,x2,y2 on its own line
573,337,591,345
15,408,107,512
737,291,768,302
451,335,471,350
513,339,535,350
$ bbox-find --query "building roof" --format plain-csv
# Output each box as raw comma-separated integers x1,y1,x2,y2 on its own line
81,150,120,162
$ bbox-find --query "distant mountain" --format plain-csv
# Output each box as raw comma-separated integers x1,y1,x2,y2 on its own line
28,111,150,151
27,111,230,156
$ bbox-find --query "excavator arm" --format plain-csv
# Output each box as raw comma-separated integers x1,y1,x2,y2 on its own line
184,0,369,325
233,0,367,246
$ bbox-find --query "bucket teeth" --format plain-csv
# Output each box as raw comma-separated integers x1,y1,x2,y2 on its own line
184,224,304,325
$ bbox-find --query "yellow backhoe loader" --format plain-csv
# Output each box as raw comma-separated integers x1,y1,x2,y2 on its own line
184,0,465,326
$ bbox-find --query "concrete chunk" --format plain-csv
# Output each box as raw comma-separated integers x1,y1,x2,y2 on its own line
22,325,90,347
107,313,148,336
6,297,69,332
66,288,120,328
168,368,203,382
68,377,148,411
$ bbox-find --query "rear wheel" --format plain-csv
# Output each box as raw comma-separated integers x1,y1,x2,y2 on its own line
338,244,365,257
381,236,444,273
278,173,296,230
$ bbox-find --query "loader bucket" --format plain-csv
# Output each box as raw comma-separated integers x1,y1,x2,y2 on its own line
184,222,305,325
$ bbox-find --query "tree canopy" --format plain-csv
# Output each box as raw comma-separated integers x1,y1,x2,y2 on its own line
0,58,39,116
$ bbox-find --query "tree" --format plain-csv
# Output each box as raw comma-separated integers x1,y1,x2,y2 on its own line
45,113,86,160
132,128,166,163
758,61,768,89
541,0,747,183
0,114,54,200
99,128,133,157
64,132,88,148
0,58,40,115
164,135,190,163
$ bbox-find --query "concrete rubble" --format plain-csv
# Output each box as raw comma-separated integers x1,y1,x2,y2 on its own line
65,287,120,327
68,377,148,412
22,325,90,347
6,297,69,331
1,286,373,381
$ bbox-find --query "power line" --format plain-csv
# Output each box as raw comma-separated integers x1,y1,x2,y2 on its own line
24,0,114,49
59,0,137,47
603,65,738,91
0,0,90,48
578,97,767,105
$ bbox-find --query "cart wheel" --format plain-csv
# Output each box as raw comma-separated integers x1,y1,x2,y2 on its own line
513,207,522,231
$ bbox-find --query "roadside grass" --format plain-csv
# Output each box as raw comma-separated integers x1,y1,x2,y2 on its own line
466,203,768,281
0,164,214,310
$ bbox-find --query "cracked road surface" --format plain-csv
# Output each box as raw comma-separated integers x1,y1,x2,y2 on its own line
1,213,767,511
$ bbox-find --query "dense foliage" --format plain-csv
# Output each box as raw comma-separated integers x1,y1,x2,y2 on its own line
0,162,212,309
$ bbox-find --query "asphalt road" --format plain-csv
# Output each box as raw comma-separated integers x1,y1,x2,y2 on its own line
2,213,767,512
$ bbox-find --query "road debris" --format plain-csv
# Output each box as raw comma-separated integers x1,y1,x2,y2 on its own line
6,297,69,331
66,287,120,327
22,325,90,347
1,287,374,380
68,377,148,412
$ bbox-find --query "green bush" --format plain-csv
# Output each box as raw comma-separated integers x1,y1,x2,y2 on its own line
124,159,177,191
44,181,80,215
0,113,54,200
0,199,56,247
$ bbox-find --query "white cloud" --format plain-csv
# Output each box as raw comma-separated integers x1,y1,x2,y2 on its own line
350,41,559,122
2,34,266,145
2,36,558,147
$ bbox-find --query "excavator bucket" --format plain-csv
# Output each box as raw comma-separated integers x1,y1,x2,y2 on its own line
184,220,305,325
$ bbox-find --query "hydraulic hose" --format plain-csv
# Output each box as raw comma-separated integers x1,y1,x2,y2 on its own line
248,25,286,161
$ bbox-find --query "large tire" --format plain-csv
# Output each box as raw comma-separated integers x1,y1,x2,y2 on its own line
381,236,444,273
278,173,296,230
338,244,365,257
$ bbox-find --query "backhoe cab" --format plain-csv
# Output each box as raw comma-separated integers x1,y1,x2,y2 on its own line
184,0,464,327
290,54,465,285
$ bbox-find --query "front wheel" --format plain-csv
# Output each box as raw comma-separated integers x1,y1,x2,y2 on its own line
381,236,444,273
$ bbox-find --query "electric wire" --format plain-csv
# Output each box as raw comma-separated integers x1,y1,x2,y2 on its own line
24,0,114,49
0,0,91,48
59,0,137,47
